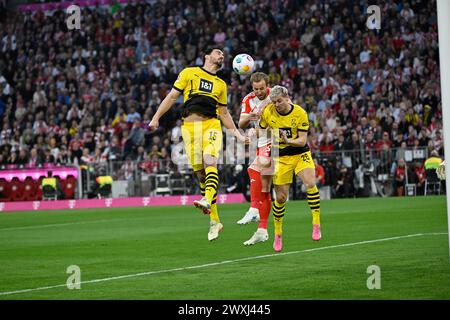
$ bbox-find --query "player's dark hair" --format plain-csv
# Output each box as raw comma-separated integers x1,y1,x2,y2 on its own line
203,46,223,64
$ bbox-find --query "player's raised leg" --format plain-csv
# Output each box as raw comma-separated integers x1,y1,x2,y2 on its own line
297,164,321,241
204,134,221,209
195,162,223,240
243,174,272,245
193,122,221,213
272,184,289,252
237,166,261,224
183,121,211,215
194,170,211,215
194,121,223,240
236,72,271,224
244,154,273,245
208,193,223,241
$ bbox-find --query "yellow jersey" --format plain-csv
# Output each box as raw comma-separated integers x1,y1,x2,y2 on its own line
173,67,227,118
42,177,56,189
424,156,442,170
96,176,113,186
259,103,310,156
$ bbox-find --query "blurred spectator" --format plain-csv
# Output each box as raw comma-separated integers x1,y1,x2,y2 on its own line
0,0,443,201
394,158,409,197
335,166,354,198
120,156,135,180
314,158,325,188
376,132,392,152
124,119,145,158
135,145,146,162
226,164,246,194
412,161,426,195
319,136,334,153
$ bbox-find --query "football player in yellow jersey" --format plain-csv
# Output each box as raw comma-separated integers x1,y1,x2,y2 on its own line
258,85,322,252
149,47,249,241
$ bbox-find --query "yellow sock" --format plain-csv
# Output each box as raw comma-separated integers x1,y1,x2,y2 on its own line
210,197,220,223
272,200,285,235
199,181,206,197
205,166,219,205
307,185,321,225
200,179,219,222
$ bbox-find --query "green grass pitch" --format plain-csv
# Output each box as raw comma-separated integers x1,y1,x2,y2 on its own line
0,196,449,300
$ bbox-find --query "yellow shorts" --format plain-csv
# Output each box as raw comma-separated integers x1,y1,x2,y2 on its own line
181,118,222,171
273,151,315,185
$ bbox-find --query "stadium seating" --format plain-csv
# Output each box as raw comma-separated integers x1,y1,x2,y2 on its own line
154,174,171,195
42,184,57,201
96,184,112,199
424,169,441,195
0,178,11,201
62,176,77,199
23,177,37,201
10,178,24,202
35,177,44,200
0,171,78,202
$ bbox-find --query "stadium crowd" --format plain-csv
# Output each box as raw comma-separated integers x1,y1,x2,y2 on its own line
0,0,444,197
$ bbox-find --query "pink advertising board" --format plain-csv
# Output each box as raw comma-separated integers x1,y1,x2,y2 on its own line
0,167,78,182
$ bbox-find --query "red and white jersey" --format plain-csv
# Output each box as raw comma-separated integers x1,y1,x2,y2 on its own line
240,88,271,148
241,87,271,115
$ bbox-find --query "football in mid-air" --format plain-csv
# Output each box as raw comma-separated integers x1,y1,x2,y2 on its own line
232,53,255,75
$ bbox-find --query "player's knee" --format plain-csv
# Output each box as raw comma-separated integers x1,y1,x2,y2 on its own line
261,184,270,193
195,170,206,183
304,179,316,190
276,193,287,204
203,154,218,167
257,156,271,169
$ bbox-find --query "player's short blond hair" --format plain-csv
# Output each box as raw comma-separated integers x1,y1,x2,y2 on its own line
269,85,289,99
250,72,269,85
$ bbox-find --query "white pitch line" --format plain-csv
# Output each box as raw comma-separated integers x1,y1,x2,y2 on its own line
0,232,447,297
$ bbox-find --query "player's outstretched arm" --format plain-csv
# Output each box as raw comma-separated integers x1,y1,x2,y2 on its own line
239,97,270,129
219,106,249,144
238,113,254,129
149,89,181,132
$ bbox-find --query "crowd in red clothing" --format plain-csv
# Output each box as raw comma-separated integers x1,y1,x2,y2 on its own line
0,1,444,195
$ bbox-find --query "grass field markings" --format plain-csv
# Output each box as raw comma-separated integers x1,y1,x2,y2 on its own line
0,218,132,231
0,231,447,297
0,217,181,231
0,214,202,232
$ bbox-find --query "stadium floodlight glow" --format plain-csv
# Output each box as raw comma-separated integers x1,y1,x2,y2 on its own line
436,0,450,260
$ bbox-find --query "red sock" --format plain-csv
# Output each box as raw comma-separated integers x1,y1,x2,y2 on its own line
258,192,271,229
248,168,262,210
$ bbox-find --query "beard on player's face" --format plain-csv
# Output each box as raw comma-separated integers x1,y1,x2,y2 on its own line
256,92,266,100
213,57,223,68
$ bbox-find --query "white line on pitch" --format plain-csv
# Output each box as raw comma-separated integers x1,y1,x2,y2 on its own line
0,232,447,296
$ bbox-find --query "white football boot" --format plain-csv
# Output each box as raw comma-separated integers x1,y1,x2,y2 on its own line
243,228,269,245
208,221,223,241
236,207,260,225
193,197,211,215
